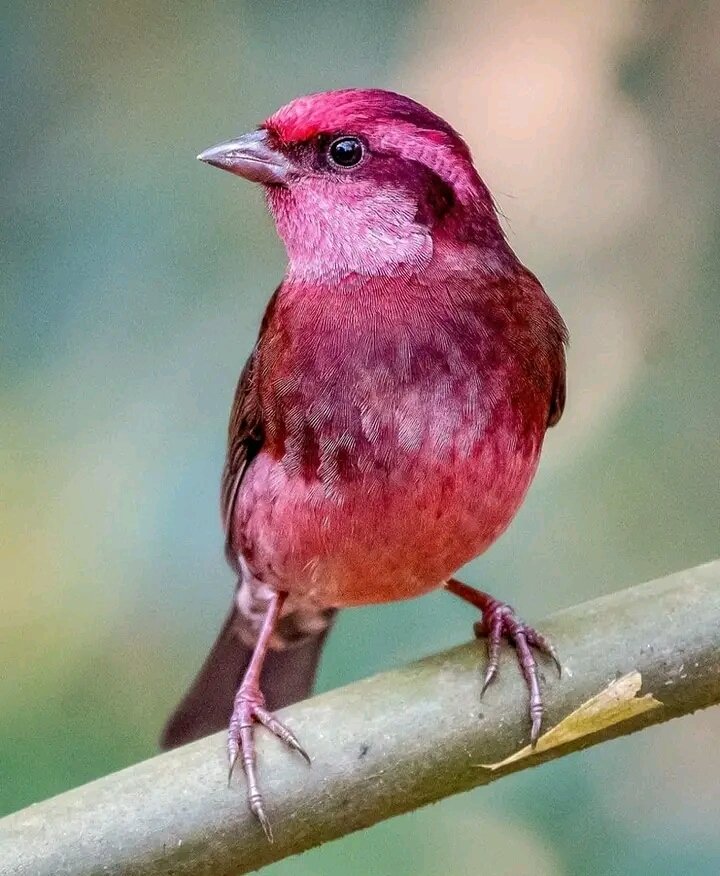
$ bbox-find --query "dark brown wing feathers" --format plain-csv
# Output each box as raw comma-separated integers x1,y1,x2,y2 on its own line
221,288,281,565
547,366,566,427
221,352,263,570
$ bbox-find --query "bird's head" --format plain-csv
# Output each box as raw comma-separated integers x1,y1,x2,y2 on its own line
199,89,506,280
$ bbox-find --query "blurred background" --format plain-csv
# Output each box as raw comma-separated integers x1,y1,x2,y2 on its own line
2,1,719,873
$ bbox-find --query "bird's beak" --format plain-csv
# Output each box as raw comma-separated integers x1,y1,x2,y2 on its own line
197,129,289,185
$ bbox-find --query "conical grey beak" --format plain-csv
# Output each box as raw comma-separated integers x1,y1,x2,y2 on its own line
197,129,289,185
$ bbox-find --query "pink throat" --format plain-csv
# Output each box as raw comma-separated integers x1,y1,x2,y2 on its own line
267,181,435,281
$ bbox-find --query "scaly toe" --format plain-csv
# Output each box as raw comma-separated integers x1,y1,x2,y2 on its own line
525,628,562,677
255,706,311,765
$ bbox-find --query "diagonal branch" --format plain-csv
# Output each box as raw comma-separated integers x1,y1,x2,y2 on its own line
2,560,720,875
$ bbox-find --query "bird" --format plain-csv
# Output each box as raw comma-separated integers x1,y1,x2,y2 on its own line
161,88,568,839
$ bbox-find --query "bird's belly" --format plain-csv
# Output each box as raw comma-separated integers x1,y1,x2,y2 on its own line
233,423,543,608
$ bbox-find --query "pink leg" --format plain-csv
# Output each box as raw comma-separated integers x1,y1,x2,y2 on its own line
228,591,310,841
445,578,561,745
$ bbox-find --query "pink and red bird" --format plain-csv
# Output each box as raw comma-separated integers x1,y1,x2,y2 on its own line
162,88,568,838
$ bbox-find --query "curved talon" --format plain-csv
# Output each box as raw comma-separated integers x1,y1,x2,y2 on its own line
250,795,273,843
479,608,505,697
286,735,311,766
227,748,239,786
480,663,497,698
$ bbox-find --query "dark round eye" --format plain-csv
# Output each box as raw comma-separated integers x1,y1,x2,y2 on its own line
328,137,364,168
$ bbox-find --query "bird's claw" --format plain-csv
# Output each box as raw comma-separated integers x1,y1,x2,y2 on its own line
473,599,560,746
228,687,310,840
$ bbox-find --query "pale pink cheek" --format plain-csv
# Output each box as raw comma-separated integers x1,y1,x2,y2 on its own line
270,182,433,281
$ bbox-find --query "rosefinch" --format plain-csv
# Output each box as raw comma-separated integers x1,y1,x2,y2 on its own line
162,89,567,838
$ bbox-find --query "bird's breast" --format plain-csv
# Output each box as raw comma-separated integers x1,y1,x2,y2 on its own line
234,367,546,607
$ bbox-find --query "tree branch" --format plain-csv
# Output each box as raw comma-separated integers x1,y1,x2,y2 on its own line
2,560,720,875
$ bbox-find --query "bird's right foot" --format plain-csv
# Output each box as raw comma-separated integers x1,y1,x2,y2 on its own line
445,578,561,745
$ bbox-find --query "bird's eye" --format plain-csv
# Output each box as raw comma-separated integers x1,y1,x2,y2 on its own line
328,137,364,168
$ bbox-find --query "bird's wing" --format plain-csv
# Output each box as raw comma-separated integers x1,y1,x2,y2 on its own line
547,349,567,427
221,349,264,571
220,286,282,570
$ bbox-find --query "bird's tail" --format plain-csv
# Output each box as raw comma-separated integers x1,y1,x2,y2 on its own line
160,603,336,750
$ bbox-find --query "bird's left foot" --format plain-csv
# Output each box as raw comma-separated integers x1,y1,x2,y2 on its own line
228,686,310,842
446,579,561,745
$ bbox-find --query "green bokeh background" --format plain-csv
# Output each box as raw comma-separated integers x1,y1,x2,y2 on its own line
2,2,719,874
